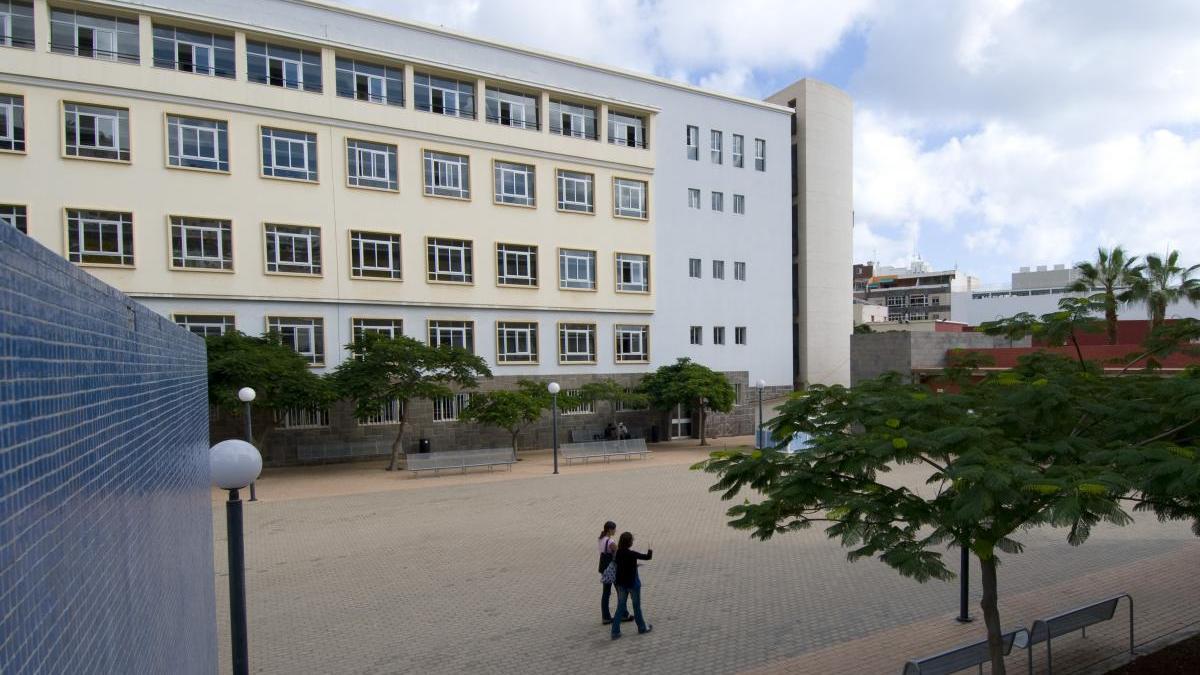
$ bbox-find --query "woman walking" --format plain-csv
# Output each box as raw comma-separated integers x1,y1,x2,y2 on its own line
611,531,653,639
598,521,631,625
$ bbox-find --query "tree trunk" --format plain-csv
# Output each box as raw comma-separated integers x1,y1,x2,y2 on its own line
388,413,407,471
1069,333,1086,370
1105,295,1118,345
979,553,1006,675
698,399,708,446
510,429,520,462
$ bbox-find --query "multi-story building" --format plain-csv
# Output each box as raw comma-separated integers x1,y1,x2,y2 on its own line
0,0,849,461
854,258,979,323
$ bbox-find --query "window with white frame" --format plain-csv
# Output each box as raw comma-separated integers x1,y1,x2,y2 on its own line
170,216,232,270
549,99,597,139
496,321,538,364
0,93,25,151
359,398,404,426
153,24,234,77
352,318,403,342
174,314,234,337
428,320,474,352
734,261,746,281
494,161,535,206
687,188,700,209
349,231,402,280
686,125,699,160
50,8,139,63
167,115,228,171
712,260,725,280
732,134,744,168
886,295,903,307
559,249,596,290
616,253,649,293
710,130,723,164
560,389,595,415
909,294,927,306
336,57,403,106
486,87,539,129
608,111,646,148
1,2,34,49
65,209,133,266
711,191,724,212
63,103,129,161
427,237,473,283
414,72,475,118
733,194,745,215
557,170,594,213
433,393,472,422
909,311,928,320
559,323,597,363
423,150,470,198
688,258,701,278
267,316,325,365
346,139,398,190
613,178,647,218
615,325,649,362
689,326,702,345
713,326,726,345
735,326,747,345
277,406,330,429
754,138,766,171
264,223,321,275
1,204,27,233
261,127,317,181
247,40,322,92
496,243,538,287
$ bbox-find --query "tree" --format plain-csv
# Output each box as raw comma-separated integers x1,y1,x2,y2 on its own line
460,379,551,460
1127,250,1200,328
579,378,650,427
332,333,491,471
1069,246,1142,344
981,297,1103,370
853,323,874,334
639,358,735,445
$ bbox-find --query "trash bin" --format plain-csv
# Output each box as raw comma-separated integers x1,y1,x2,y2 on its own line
649,425,659,443
418,438,431,453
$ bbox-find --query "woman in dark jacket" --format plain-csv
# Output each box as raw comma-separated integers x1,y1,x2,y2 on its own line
610,531,653,639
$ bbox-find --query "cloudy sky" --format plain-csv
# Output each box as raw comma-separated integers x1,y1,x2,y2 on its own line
346,0,1200,285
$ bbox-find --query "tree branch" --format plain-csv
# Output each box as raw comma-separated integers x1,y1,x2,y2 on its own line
1135,417,1200,447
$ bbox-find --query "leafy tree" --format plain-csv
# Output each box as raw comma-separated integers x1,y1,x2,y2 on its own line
460,379,551,460
639,358,735,445
1127,250,1200,328
980,297,1103,369
579,378,650,427
1070,246,1143,344
332,333,491,471
853,323,874,334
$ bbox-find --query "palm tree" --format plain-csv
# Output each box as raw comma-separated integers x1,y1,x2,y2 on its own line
1069,246,1142,344
1127,250,1200,328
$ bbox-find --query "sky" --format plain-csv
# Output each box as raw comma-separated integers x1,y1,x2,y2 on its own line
344,0,1200,285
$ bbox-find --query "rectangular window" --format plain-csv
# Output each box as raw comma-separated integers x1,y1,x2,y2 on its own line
686,125,699,160
266,316,325,365
1,204,27,233
496,243,538,287
615,325,649,363
496,321,538,364
713,326,726,345
494,161,535,206
616,253,649,293
50,8,139,63
734,261,746,281
485,87,539,129
687,188,700,209
559,248,596,290
261,127,317,181
153,24,234,77
713,260,725,280
1,2,34,49
549,99,597,140
710,130,723,164
277,406,330,428
557,170,594,213
352,318,404,342
755,138,766,171
423,150,470,199
689,326,702,345
174,314,234,337
414,72,475,118
613,178,647,219
427,237,473,283
909,294,927,306
428,320,474,352
886,295,903,307
65,209,133,266
614,388,648,412
0,93,24,152
735,326,747,345
433,393,472,422
560,389,595,415
264,223,321,275
711,192,724,212
608,111,646,148
349,231,402,280
732,134,744,168
359,399,404,426
63,103,129,161
247,40,322,92
559,323,597,364
170,216,232,270
346,139,398,191
688,258,701,278
733,194,745,215
167,115,228,171
336,57,403,106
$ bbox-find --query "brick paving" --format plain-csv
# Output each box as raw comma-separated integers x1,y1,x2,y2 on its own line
213,444,1200,674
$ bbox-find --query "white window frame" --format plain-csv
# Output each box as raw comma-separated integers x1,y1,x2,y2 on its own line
261,127,317,181
608,111,646,148
346,139,398,191
710,130,723,164
0,94,24,152
428,320,474,352
735,327,747,345
732,134,744,168
613,178,647,219
561,389,595,415
909,294,928,307
494,160,535,206
266,316,325,366
687,188,700,209
713,326,726,345
66,209,133,266
359,399,404,426
167,115,227,171
170,216,232,271
496,321,538,364
559,248,596,290
616,253,649,293
496,243,538,287
558,324,597,364
415,73,475,118
264,223,321,275
423,150,470,199
352,318,404,342
711,191,724,212
173,314,234,337
349,230,402,280
549,99,597,139
713,260,725,280
754,138,766,171
688,258,701,278
886,295,903,307
1,204,27,233
64,103,129,161
557,170,594,213
686,125,699,160
734,261,746,281
433,393,473,422
277,406,330,428
689,326,702,345
733,194,745,215
615,324,649,363
486,87,538,129
427,237,473,283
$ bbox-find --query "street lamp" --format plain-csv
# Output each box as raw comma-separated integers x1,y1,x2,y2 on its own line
237,387,258,502
210,439,263,675
547,381,561,474
755,379,766,449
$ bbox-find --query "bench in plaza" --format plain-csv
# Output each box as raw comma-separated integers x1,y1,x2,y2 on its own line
902,627,1029,675
1026,594,1133,674
406,448,515,476
561,438,650,464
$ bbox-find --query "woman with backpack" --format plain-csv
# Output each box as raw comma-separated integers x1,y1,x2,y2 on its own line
610,531,653,640
598,521,632,625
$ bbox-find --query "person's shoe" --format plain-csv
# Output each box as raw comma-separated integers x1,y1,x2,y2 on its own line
611,633,621,640
621,615,635,622
602,618,613,625
638,624,654,635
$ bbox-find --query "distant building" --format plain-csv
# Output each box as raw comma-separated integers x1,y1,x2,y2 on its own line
854,299,888,326
1012,264,1080,290
853,258,980,323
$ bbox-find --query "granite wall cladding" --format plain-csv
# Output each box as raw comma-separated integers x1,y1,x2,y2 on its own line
0,226,217,674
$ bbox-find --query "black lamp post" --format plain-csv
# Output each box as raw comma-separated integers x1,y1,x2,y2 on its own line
210,439,263,675
237,387,257,501
548,381,560,474
755,379,766,448
956,545,974,623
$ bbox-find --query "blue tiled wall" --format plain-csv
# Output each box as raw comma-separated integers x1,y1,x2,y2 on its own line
0,226,217,674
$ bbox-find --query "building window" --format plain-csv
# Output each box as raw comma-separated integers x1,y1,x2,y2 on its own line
346,139,398,191
735,326,747,345
688,258,701,278
485,87,538,129
712,260,725,280
427,237,473,283
496,243,538,287
0,2,34,49
616,253,649,293
713,326,726,345
494,161,535,206
352,318,404,341
0,93,24,152
414,72,475,118
433,393,472,422
1,204,26,233
910,294,928,307
170,216,232,270
423,150,470,199
561,389,595,415
689,326,702,345
277,406,330,428
359,399,404,426
349,231,402,280
710,130,723,164
556,170,594,213
267,316,325,365
734,261,746,281
615,388,648,412
559,323,597,363
732,134,744,168
711,192,724,212
247,40,322,92
264,223,321,275
549,99,597,140
336,57,403,106
496,321,538,364
733,194,746,215
63,103,129,161
50,8,139,63
754,138,766,171
686,125,699,160
153,24,234,77
615,325,649,363
428,320,474,352
608,111,646,148
261,127,317,181
65,209,133,266
167,115,228,171
886,295,903,307
559,248,596,290
174,314,234,337
687,188,700,209
613,178,647,219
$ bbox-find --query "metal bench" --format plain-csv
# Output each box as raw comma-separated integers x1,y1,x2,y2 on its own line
406,448,515,476
902,628,1029,675
1026,594,1133,674
561,438,650,464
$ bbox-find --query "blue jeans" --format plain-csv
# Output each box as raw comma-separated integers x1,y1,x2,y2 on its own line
611,583,647,636
602,582,631,622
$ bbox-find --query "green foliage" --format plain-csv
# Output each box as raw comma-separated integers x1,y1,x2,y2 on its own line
1127,250,1200,327
460,379,551,457
578,378,649,422
205,330,333,414
639,358,735,445
980,297,1104,370
1070,246,1143,344
853,323,874,334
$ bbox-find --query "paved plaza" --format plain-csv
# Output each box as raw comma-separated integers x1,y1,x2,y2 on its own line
213,443,1200,674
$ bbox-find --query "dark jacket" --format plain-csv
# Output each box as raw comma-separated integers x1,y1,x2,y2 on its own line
614,548,652,588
